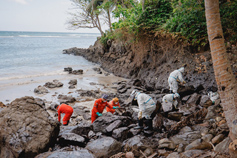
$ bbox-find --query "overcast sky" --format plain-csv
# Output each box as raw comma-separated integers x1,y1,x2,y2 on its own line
0,0,100,33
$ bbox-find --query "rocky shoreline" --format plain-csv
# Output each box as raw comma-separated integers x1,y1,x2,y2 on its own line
0,38,236,158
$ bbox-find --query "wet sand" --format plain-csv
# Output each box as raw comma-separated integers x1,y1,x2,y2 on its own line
0,65,128,105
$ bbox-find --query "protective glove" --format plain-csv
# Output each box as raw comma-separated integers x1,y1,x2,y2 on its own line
96,112,102,116
113,106,118,109
138,111,142,120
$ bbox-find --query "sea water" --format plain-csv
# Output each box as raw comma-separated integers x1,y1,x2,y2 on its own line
0,31,101,103
0,31,100,79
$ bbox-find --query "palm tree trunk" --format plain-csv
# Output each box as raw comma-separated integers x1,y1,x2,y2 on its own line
205,0,237,140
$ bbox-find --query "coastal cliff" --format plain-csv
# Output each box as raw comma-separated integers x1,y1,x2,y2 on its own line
63,34,236,92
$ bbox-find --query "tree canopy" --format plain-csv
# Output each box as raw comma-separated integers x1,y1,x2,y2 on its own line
67,0,237,49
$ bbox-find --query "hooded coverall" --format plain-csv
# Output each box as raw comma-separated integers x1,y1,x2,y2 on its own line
162,93,179,111
58,104,74,125
135,92,156,119
91,98,113,123
106,100,120,114
168,67,185,93
208,91,220,103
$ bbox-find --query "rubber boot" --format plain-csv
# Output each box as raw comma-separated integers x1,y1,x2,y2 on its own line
144,119,153,130
134,119,143,129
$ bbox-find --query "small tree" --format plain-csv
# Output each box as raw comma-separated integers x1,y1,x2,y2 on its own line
67,0,104,35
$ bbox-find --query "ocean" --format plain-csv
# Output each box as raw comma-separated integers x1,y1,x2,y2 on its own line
0,31,106,103
0,31,100,79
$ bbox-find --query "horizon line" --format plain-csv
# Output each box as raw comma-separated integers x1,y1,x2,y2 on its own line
0,30,101,34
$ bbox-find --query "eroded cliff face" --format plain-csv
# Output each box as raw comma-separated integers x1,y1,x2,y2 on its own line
64,34,236,92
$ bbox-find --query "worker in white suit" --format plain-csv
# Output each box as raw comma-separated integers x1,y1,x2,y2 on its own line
168,67,186,93
162,93,180,111
130,90,156,130
208,91,220,104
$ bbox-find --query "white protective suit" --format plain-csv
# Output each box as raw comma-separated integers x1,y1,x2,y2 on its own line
168,67,185,93
208,91,220,103
135,92,156,119
162,93,180,111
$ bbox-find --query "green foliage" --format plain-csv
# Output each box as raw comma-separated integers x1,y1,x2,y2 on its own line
112,0,142,36
99,0,237,49
100,30,116,47
138,0,173,27
163,0,207,47
220,0,237,44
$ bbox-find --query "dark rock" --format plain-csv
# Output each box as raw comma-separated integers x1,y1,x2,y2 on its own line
0,96,59,158
167,152,180,158
83,113,91,120
205,105,221,120
186,93,201,105
122,135,144,148
211,134,225,145
153,113,164,130
69,85,76,89
182,95,191,103
0,101,6,108
129,128,141,136
69,79,77,85
170,126,202,146
44,80,63,88
181,149,205,158
214,137,231,154
76,90,100,98
92,113,132,134
178,103,197,116
34,85,49,94
57,94,76,103
178,86,195,98
105,120,122,133
35,147,95,158
64,67,72,72
132,79,143,87
117,84,126,90
71,69,83,75
168,112,183,121
86,137,121,158
184,139,213,151
201,134,213,142
112,127,130,141
145,84,155,91
199,95,210,106
58,133,86,147
158,138,175,149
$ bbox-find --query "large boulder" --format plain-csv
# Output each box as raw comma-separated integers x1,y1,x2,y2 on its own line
92,113,132,134
170,126,202,146
58,123,92,147
85,137,121,158
0,96,59,158
35,147,95,158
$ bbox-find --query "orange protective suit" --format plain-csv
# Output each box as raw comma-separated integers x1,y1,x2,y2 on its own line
106,100,120,114
91,98,113,123
58,104,74,125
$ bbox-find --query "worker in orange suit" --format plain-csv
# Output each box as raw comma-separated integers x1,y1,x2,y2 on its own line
106,97,120,114
55,103,73,126
91,94,119,123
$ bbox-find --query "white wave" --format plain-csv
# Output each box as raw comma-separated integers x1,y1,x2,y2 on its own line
18,35,62,38
0,36,14,38
0,70,67,81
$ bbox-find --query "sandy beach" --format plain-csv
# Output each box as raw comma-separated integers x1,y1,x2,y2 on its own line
0,64,128,106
